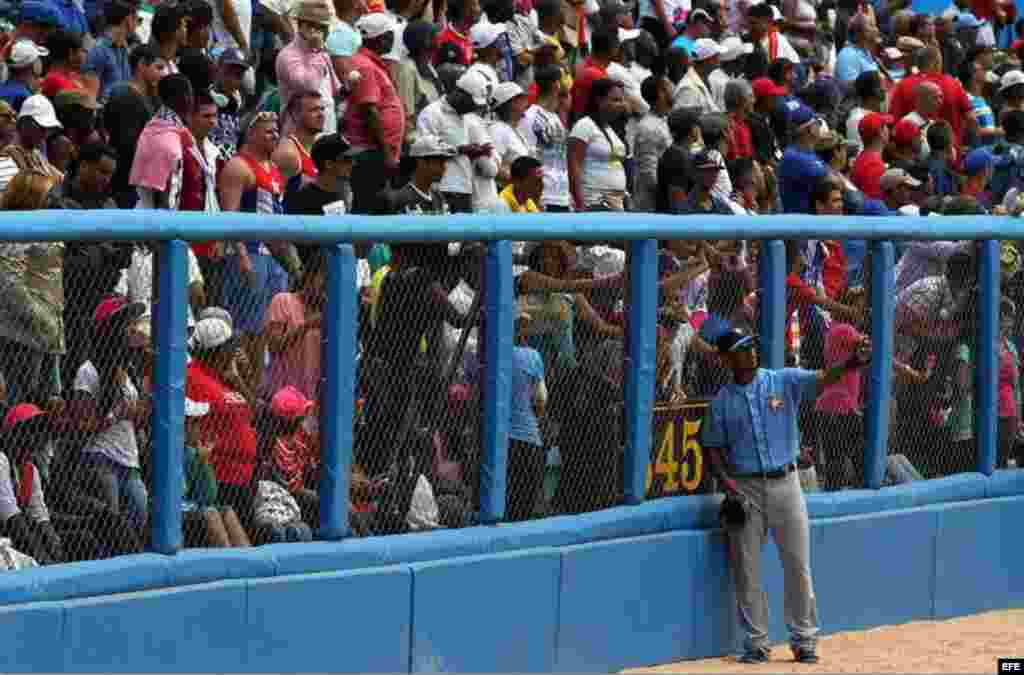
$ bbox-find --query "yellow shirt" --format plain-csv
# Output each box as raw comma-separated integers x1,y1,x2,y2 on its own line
500,184,540,213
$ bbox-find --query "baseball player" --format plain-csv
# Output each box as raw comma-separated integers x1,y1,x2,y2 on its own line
702,328,870,664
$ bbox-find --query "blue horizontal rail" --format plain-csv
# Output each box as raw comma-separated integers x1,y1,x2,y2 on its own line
0,211,1016,242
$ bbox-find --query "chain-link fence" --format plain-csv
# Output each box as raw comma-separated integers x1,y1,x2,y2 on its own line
0,231,1019,572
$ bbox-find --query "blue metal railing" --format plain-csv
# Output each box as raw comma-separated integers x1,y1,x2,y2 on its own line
5,210,1004,552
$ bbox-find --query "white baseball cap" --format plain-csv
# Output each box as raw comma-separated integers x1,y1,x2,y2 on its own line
618,27,641,42
719,36,753,62
1001,69,1024,92
184,398,210,418
693,38,724,61
470,21,506,49
456,69,492,107
191,317,234,350
8,40,47,68
356,12,397,39
491,81,525,107
409,134,457,158
19,94,61,129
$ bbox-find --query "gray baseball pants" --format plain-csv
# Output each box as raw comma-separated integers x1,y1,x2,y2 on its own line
728,469,819,653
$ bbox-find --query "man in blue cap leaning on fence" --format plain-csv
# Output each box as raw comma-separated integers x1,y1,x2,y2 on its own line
702,328,871,665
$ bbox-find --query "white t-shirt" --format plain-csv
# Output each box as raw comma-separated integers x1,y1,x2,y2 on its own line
0,454,48,524
491,120,532,168
519,105,571,207
115,246,204,327
846,106,868,157
75,361,141,469
211,0,253,51
569,116,628,207
606,61,649,116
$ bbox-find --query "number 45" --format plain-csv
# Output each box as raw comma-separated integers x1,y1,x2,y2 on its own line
645,418,703,494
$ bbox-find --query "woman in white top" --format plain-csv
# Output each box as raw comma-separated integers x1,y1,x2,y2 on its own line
567,78,630,211
490,82,534,186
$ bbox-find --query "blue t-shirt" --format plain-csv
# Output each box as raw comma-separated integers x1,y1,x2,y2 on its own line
778,147,827,214
835,45,879,85
510,346,545,447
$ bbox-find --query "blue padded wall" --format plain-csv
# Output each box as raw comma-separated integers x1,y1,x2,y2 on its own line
410,549,561,672
0,600,65,672
555,531,699,672
245,566,412,672
814,510,937,634
933,497,1024,619
62,580,248,672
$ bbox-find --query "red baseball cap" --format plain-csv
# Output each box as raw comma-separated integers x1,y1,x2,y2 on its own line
93,295,146,325
4,403,45,430
270,385,314,420
892,118,921,146
751,77,786,98
858,112,894,142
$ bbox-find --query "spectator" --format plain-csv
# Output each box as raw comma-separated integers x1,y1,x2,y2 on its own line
500,154,544,211
149,3,188,73
0,3,61,72
0,170,64,405
277,0,339,136
570,25,619,122
568,78,628,211
926,121,958,197
519,64,571,212
997,296,1021,468
505,308,547,521
267,385,320,527
888,45,973,146
51,141,117,209
490,82,532,184
103,44,163,209
670,7,713,57
209,48,247,163
844,70,886,156
417,68,497,213
723,78,754,162
435,0,482,68
186,317,259,532
129,74,194,210
393,20,442,149
778,103,828,213
218,110,291,392
467,22,506,89
72,296,149,534
380,134,455,214
274,90,327,195
264,249,326,401
746,1,800,65
346,12,407,213
0,40,47,113
850,112,892,199
961,146,996,208
673,38,722,113
674,148,733,213
41,29,91,100
835,12,881,86
629,74,672,211
181,90,222,217
85,1,137,103
184,0,215,55
284,132,355,220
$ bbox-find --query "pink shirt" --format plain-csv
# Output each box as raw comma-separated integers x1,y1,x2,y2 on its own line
263,292,321,401
816,322,864,415
342,47,406,163
999,339,1019,419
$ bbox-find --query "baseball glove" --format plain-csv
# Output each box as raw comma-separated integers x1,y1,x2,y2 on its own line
719,492,749,532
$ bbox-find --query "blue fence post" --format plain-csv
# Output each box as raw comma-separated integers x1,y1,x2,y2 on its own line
976,240,1000,475
865,241,895,489
480,240,513,524
319,244,357,540
151,239,188,555
758,240,786,370
623,239,658,505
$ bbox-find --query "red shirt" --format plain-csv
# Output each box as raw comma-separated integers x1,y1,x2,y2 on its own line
342,47,406,162
570,58,608,119
273,430,318,493
786,272,818,352
435,26,473,66
186,361,258,486
726,115,753,162
888,72,972,145
41,68,86,100
851,149,886,199
822,242,848,300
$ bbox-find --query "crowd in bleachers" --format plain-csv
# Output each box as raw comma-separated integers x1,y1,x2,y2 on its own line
0,0,1020,568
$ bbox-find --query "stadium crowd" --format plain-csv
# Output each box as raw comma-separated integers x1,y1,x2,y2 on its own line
0,0,1020,567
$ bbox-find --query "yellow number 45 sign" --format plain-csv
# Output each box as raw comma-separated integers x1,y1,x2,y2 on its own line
645,412,706,497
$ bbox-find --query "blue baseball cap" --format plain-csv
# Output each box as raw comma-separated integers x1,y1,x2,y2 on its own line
788,103,819,131
964,147,995,175
326,23,362,57
956,12,984,29
19,0,60,25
